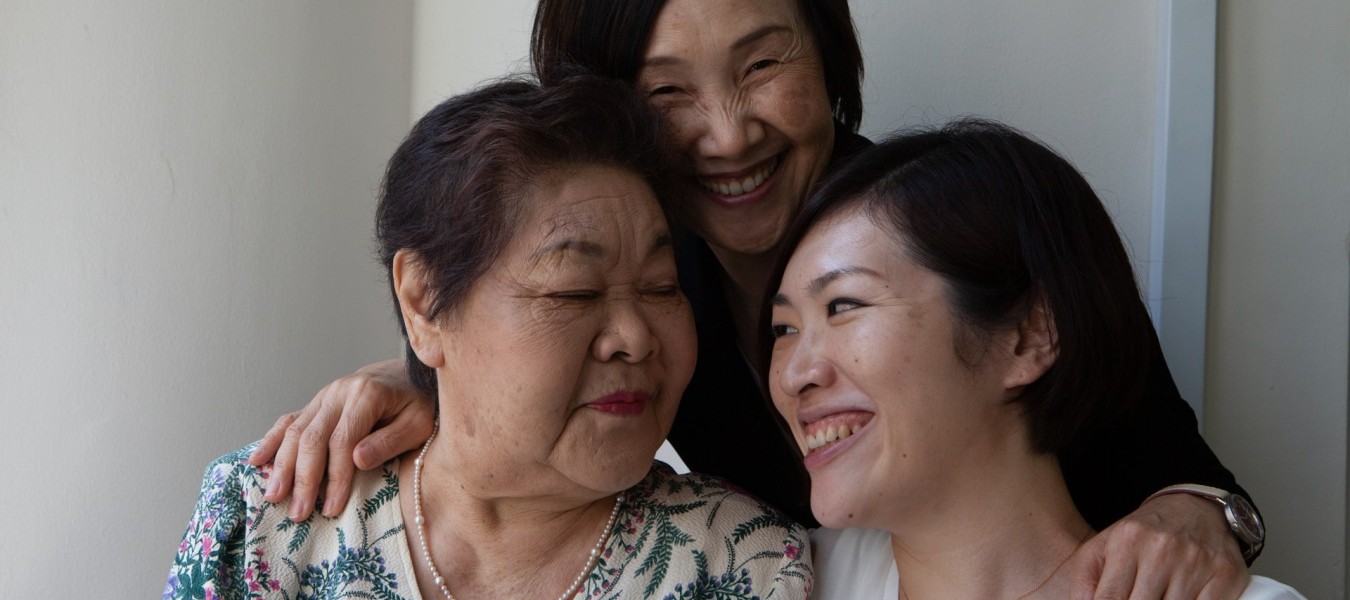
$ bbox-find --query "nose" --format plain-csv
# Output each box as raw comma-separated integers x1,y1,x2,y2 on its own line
592,298,658,364
695,99,765,162
776,337,836,399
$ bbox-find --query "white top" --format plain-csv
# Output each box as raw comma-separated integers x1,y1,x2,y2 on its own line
809,527,1304,599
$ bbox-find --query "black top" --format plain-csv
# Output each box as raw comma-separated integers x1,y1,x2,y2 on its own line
664,128,1260,562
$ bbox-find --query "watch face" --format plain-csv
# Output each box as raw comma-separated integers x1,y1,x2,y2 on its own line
1226,494,1265,544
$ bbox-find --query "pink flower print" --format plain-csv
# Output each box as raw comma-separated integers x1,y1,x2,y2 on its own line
202,537,214,557
249,580,262,593
269,581,280,591
784,543,800,559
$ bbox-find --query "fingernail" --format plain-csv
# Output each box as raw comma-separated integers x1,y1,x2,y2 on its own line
290,502,305,521
265,475,280,499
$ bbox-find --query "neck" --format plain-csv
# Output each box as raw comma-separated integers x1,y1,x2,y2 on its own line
399,440,619,599
885,443,1092,600
708,244,777,359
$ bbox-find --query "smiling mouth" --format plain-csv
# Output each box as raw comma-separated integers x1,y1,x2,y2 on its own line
697,155,780,197
802,411,873,455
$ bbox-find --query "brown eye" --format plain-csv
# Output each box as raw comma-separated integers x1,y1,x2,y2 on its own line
826,298,863,317
747,59,778,74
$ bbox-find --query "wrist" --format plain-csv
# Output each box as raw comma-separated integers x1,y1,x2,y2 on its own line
1145,484,1264,564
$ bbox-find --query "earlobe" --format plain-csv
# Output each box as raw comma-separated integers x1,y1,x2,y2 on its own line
1004,295,1058,390
392,250,446,369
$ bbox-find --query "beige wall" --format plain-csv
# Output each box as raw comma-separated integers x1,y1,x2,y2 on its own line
0,1,412,596
1207,2,1350,598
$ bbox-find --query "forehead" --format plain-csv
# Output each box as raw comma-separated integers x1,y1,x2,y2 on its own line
645,0,807,55
785,206,905,282
513,164,667,246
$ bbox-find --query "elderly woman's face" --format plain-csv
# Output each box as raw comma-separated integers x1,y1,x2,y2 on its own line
638,0,836,257
407,164,696,498
768,206,1026,529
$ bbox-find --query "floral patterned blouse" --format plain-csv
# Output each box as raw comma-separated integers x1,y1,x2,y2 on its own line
165,445,812,600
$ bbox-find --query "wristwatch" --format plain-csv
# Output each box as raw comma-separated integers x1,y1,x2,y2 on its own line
1145,484,1265,563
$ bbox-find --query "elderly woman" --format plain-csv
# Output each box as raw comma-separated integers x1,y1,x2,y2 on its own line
251,1,1260,595
164,76,811,600
772,121,1300,599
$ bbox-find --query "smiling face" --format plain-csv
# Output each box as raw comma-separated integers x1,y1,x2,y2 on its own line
638,0,836,257
398,164,696,500
768,205,1031,528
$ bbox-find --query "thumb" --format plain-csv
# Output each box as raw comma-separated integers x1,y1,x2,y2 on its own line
352,399,436,470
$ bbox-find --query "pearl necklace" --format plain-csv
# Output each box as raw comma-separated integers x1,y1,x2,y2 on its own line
411,420,623,600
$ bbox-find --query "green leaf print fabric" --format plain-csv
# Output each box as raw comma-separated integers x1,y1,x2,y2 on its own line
166,445,812,599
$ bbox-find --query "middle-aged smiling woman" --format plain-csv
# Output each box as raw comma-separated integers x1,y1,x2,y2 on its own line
165,76,811,599
248,1,1261,596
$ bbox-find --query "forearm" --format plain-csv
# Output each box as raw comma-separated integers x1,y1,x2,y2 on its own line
1060,329,1259,557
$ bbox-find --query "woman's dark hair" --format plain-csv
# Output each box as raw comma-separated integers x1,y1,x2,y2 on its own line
765,119,1153,454
531,0,865,133
378,74,680,393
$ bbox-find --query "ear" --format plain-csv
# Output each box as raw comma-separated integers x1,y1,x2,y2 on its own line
1003,294,1058,391
391,249,446,369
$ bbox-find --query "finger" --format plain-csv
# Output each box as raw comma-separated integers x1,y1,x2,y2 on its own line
1062,533,1107,600
319,390,385,517
1157,550,1207,600
1092,546,1139,600
353,398,436,470
1124,567,1167,600
289,394,343,521
1195,559,1249,600
265,404,318,503
250,411,299,466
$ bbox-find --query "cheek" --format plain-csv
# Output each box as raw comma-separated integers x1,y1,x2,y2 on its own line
763,73,832,141
649,301,697,386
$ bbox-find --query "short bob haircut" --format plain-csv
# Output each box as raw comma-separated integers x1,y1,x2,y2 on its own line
531,0,865,133
764,120,1153,454
378,74,681,394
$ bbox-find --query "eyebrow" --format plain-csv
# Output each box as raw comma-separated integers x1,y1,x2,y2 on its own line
643,24,791,69
771,266,881,307
532,232,673,261
730,24,791,53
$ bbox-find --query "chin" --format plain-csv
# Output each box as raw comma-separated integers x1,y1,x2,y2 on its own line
810,496,863,529
808,473,879,529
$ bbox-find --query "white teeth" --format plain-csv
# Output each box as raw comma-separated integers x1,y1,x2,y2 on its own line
700,156,778,197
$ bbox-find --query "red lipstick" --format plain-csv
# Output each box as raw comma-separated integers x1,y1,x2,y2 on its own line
586,390,649,416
